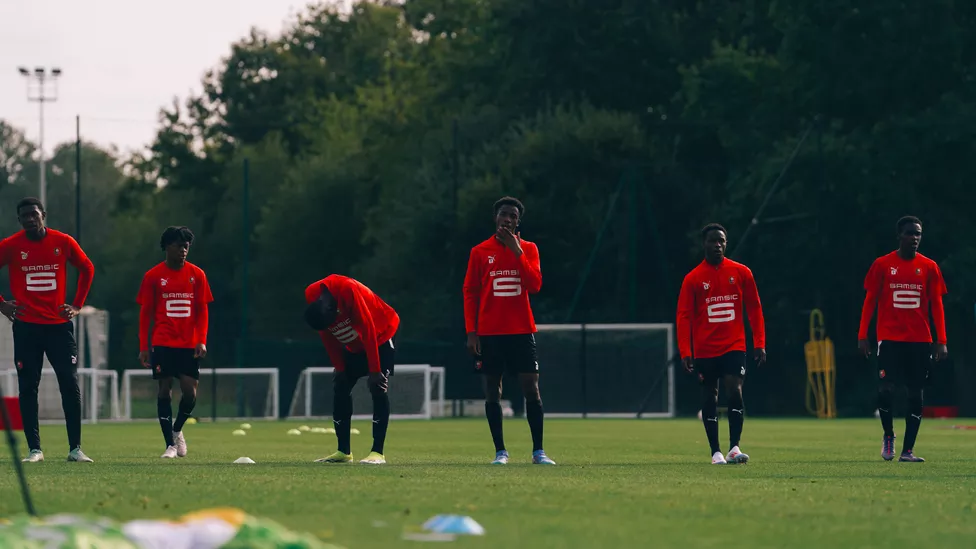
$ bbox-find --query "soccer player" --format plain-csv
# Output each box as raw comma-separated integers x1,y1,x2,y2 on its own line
303,274,399,465
136,226,213,459
858,216,947,463
0,197,95,463
676,223,766,465
463,196,555,466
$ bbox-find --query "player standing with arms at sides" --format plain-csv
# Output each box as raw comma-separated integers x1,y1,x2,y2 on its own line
304,274,399,465
136,227,213,459
858,216,947,463
676,223,766,465
463,196,555,465
0,197,95,463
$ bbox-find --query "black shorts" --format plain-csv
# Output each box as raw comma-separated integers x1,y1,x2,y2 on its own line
696,351,746,385
12,320,77,378
475,334,539,376
878,341,930,388
151,346,200,380
338,337,396,380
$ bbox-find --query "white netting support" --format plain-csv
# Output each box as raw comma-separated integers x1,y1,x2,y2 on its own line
533,323,675,418
288,364,445,420
122,367,280,421
0,368,119,424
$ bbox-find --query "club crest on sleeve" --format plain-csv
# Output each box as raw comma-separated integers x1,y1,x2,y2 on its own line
915,268,921,275
190,277,195,284
729,276,735,284
54,247,61,256
890,267,898,275
702,281,710,290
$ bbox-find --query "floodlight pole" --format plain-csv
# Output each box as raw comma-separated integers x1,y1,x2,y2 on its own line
18,67,61,206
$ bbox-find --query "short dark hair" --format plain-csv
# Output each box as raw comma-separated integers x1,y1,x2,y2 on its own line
160,226,195,251
897,216,922,233
701,223,727,239
16,197,44,215
493,196,524,218
304,288,336,331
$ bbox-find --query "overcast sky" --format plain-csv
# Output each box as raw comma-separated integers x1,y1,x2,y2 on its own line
0,0,348,158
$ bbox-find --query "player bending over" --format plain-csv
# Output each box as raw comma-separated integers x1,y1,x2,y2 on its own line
463,196,555,465
858,216,947,463
137,226,213,459
304,274,399,465
0,197,95,463
677,223,766,465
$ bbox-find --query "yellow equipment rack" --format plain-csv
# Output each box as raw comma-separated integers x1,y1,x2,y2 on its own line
804,308,837,418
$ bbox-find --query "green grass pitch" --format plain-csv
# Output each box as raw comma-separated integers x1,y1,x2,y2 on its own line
2,418,976,548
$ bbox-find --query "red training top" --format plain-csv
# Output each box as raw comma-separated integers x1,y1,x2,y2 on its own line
305,275,399,373
676,258,766,360
0,229,95,324
858,251,947,344
136,261,214,351
463,236,542,336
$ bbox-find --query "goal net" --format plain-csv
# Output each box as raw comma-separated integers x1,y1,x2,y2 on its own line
0,367,119,424
288,364,446,420
0,306,115,423
533,323,675,418
122,368,279,421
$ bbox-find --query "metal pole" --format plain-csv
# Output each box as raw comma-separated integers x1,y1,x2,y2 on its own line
75,115,81,244
38,96,45,206
628,170,637,321
237,158,250,417
0,382,37,516
580,323,588,419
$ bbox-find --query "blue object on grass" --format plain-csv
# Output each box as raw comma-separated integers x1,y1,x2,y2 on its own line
422,515,486,535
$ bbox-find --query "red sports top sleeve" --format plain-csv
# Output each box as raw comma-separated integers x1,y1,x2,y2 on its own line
742,267,766,349
136,272,155,352
463,248,482,334
930,264,948,344
519,242,542,294
195,269,214,346
676,273,696,359
319,331,347,372
346,286,382,373
66,236,94,309
858,260,882,340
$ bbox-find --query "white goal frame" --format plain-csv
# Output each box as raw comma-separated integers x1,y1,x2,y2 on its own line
289,364,446,420
121,367,280,421
0,367,120,424
536,323,675,419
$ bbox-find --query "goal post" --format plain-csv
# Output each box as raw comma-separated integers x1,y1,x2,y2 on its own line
533,323,675,418
122,368,280,421
288,364,446,420
0,367,119,424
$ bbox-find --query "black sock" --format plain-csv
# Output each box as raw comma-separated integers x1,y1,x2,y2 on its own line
702,391,721,455
728,391,744,450
903,389,923,453
157,398,174,447
334,392,353,454
485,401,505,452
56,369,83,450
370,389,390,454
173,393,196,432
17,371,42,451
525,399,544,452
877,385,895,438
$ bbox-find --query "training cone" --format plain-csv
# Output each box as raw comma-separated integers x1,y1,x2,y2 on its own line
232,429,246,436
240,423,252,430
310,427,328,434
350,428,361,435
287,429,302,435
233,457,255,464
325,428,336,434
299,425,311,432
422,515,485,536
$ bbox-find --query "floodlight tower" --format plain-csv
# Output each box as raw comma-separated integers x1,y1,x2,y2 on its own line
17,66,62,206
